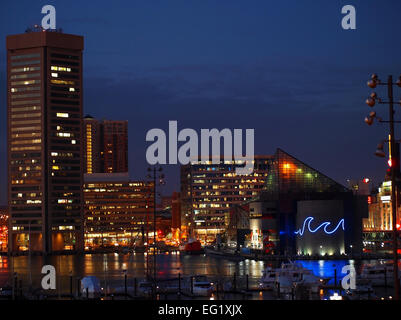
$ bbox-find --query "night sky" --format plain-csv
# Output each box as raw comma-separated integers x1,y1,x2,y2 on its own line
1,0,401,205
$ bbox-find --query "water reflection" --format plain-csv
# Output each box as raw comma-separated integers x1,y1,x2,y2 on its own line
0,253,392,296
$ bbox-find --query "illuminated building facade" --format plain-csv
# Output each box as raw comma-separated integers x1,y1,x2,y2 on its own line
228,149,367,255
180,156,271,242
83,118,129,174
7,30,84,253
83,115,101,174
84,173,154,247
362,180,401,252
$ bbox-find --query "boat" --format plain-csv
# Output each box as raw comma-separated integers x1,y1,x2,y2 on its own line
360,263,398,287
137,280,154,296
204,247,245,261
267,261,326,295
191,275,214,296
181,239,204,254
259,266,277,290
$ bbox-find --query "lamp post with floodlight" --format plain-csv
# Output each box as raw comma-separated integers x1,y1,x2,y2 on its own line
365,74,401,300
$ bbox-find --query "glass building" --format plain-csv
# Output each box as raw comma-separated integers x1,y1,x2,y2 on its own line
230,149,366,255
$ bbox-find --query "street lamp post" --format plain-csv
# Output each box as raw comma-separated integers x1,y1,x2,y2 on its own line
365,74,401,300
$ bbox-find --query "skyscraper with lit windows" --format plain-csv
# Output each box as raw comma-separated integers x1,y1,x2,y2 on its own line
83,118,128,174
7,29,84,253
180,156,271,242
83,115,101,174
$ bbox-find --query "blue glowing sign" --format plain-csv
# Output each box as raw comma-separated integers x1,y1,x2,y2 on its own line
295,216,345,236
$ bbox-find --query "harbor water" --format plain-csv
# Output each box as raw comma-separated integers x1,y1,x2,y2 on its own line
0,253,395,299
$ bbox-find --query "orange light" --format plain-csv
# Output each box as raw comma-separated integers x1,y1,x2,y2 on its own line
397,224,401,230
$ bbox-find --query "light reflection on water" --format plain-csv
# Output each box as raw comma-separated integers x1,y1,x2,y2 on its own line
0,253,391,292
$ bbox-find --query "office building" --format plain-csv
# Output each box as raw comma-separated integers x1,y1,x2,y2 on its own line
83,118,129,174
101,120,128,173
84,173,154,247
7,29,84,253
83,115,101,174
180,156,271,243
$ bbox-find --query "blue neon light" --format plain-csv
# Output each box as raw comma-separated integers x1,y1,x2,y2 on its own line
294,216,345,236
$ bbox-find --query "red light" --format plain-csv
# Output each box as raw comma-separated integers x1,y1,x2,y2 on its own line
397,224,401,230
367,196,372,204
388,159,393,167
363,178,370,184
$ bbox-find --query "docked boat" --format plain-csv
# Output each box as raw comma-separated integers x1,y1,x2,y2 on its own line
191,275,214,296
259,266,277,290
261,261,327,294
137,280,154,296
360,263,398,287
181,239,204,254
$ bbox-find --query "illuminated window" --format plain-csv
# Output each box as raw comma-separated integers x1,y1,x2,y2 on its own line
50,79,75,85
56,113,69,118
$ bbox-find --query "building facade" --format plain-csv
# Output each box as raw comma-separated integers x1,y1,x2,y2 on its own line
362,180,401,253
83,115,101,174
83,117,129,174
180,156,271,243
7,30,84,253
101,120,128,173
228,149,367,255
84,173,154,247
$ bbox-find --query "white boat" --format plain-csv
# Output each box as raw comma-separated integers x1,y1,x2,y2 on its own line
259,266,277,290
191,275,214,296
360,263,397,287
265,261,326,295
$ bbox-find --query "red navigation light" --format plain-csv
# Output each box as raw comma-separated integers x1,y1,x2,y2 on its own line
363,178,370,184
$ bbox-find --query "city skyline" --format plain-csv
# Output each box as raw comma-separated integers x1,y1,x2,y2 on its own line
1,1,401,206
1,1,401,304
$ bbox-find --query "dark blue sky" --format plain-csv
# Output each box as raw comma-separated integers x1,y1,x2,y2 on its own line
1,0,401,204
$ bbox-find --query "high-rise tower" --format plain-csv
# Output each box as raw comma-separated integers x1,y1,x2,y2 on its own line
7,30,84,253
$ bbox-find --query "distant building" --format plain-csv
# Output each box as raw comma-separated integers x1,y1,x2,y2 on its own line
348,178,372,196
362,180,401,253
83,118,128,174
83,173,154,247
180,155,271,243
7,30,84,253
101,120,128,173
83,115,101,174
